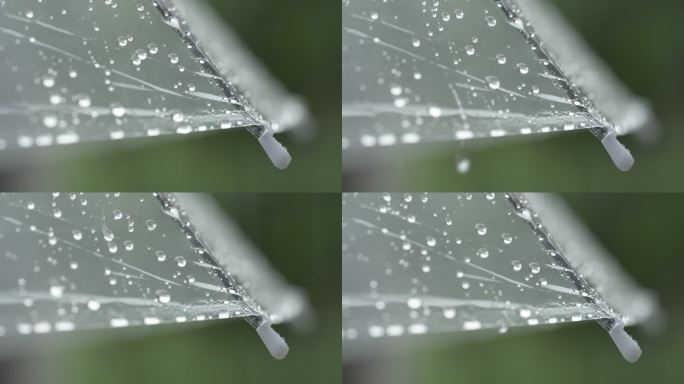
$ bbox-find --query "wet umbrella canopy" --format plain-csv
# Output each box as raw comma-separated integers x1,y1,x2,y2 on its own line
342,0,653,171
0,0,308,169
0,193,307,360
342,193,659,362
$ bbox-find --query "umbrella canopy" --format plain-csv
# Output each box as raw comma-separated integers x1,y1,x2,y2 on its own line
0,193,307,359
0,0,308,169
342,0,653,171
342,193,659,362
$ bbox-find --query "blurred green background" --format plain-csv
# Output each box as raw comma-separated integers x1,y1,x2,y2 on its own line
0,193,341,384
343,194,684,384
343,0,684,192
0,0,340,192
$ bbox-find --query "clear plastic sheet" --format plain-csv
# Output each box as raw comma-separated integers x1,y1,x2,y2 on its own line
342,193,657,361
0,193,306,359
341,0,652,170
0,0,306,168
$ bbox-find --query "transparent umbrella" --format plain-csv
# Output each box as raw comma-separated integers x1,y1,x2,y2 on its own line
342,0,654,171
0,193,308,359
0,0,308,169
342,193,660,362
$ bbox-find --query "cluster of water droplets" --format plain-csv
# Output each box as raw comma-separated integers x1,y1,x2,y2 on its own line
342,193,612,341
0,0,267,150
0,193,263,338
342,0,602,152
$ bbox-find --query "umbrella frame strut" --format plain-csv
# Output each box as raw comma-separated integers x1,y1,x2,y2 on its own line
151,0,292,170
510,193,643,362
496,0,636,171
256,319,290,360
154,193,292,359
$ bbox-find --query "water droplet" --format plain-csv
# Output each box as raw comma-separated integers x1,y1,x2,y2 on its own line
475,223,487,235
425,236,436,247
87,300,101,311
111,104,126,117
134,48,147,60
456,157,471,174
147,43,158,54
517,63,529,74
485,15,497,27
175,256,187,267
428,106,442,118
145,219,157,231
477,247,489,258
511,260,522,271
76,95,91,108
49,284,64,298
463,320,481,330
529,262,541,274
486,76,500,90
42,76,55,88
156,289,171,304
43,115,58,128
407,297,422,309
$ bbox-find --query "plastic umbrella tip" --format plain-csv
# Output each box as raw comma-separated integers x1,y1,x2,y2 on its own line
259,131,292,170
601,131,634,172
257,320,290,360
609,322,642,363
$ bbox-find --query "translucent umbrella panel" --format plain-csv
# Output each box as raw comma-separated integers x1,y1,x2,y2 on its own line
342,193,659,362
341,0,653,171
0,193,307,359
0,0,307,169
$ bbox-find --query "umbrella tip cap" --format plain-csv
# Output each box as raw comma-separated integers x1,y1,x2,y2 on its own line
259,131,291,170
609,323,641,363
257,320,289,360
601,131,634,171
